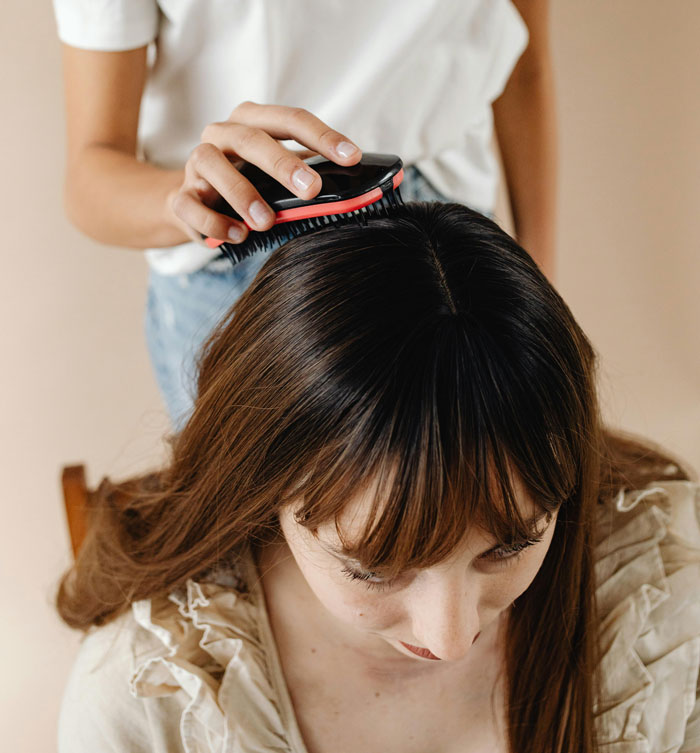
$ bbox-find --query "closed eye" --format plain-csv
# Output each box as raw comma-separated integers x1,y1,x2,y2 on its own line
340,532,548,592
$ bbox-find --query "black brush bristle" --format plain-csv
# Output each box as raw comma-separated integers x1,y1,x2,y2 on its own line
217,184,404,266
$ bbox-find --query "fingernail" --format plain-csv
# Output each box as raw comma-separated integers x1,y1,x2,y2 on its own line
292,167,315,191
228,225,245,242
336,141,359,159
249,200,273,228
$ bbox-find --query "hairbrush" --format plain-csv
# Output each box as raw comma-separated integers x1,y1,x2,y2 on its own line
202,152,405,265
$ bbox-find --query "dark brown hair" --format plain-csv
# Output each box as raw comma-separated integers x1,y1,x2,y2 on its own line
55,201,694,752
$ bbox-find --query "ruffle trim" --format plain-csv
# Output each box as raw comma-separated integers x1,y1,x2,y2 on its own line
593,480,700,752
129,554,292,753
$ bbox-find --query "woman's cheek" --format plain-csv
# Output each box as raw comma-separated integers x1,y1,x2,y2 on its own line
498,527,558,603
304,562,397,627
481,532,559,610
501,555,545,603
344,590,399,626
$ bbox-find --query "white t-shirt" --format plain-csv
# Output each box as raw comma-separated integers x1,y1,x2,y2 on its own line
52,0,529,275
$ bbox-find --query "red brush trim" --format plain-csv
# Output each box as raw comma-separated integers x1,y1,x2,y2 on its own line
274,168,404,225
205,167,404,249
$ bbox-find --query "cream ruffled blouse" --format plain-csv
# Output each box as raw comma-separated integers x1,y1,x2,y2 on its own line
57,480,700,752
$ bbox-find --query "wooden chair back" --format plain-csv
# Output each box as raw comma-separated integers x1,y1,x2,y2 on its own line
61,464,91,560
61,464,161,560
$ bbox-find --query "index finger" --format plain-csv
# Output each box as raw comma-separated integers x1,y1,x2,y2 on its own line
228,101,362,165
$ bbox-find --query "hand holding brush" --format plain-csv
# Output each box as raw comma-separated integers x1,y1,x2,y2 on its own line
165,100,364,253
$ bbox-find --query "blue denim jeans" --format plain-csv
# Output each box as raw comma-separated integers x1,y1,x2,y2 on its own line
145,166,495,430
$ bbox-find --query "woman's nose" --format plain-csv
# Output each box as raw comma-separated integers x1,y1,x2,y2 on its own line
408,573,481,661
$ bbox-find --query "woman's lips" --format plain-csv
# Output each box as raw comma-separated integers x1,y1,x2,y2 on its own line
398,631,481,660
399,641,441,660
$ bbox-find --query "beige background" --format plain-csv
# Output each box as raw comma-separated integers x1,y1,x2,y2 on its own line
2,1,699,749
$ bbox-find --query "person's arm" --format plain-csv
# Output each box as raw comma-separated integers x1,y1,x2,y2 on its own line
61,44,189,249
60,46,363,251
492,0,557,281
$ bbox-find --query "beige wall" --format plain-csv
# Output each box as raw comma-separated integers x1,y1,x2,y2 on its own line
2,1,698,749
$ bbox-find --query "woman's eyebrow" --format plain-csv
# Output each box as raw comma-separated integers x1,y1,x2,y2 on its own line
317,509,553,560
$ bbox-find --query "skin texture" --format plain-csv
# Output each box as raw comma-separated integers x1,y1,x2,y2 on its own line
60,43,361,249
492,0,558,281
255,473,559,671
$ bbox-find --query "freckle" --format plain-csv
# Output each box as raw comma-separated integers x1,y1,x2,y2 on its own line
375,691,380,698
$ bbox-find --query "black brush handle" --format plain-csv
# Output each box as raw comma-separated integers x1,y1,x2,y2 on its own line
216,152,402,221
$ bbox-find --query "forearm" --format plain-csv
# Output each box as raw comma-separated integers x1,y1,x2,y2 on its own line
492,56,558,281
65,145,189,249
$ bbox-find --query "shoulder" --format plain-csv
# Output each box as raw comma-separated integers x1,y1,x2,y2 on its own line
126,558,292,752
57,564,257,753
58,608,182,753
593,480,700,752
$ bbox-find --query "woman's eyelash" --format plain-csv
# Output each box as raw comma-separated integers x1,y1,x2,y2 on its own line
482,534,545,563
340,533,546,592
340,565,395,591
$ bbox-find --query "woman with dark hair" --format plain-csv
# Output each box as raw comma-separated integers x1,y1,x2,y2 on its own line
55,202,700,753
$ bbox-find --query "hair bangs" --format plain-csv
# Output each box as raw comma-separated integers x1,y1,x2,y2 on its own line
282,318,575,579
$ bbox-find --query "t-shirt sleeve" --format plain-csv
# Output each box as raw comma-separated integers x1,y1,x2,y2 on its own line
57,617,155,753
51,0,159,51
